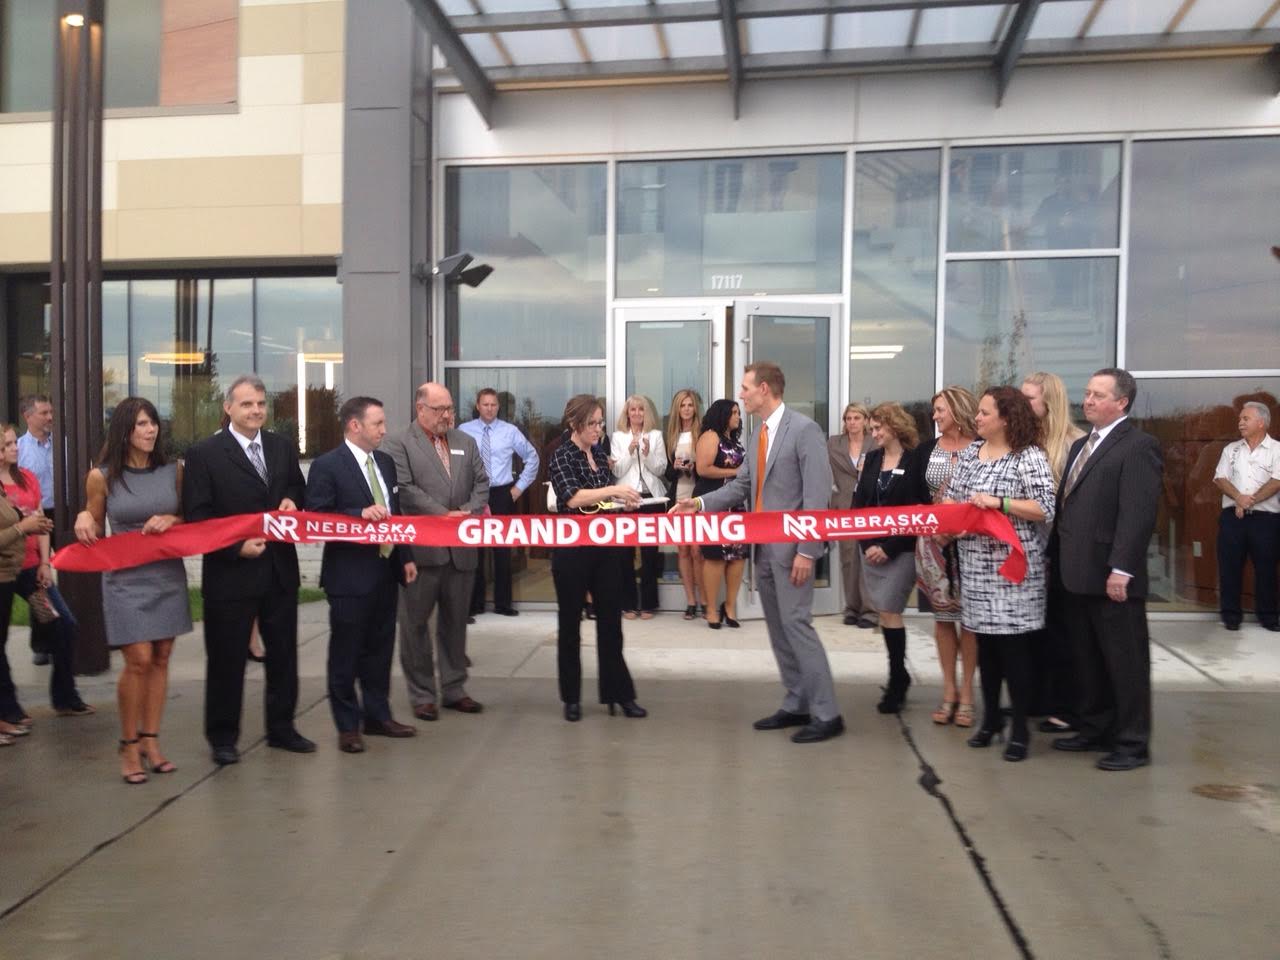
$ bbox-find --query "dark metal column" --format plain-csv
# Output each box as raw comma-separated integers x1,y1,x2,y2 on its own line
50,0,108,674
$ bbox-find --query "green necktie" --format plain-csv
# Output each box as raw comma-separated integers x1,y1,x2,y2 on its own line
366,455,392,558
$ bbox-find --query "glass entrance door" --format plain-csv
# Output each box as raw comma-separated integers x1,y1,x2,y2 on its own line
732,299,842,615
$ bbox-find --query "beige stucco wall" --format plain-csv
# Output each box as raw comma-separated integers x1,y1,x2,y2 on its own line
0,0,344,266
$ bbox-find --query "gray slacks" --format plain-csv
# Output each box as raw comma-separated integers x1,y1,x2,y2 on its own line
398,562,472,705
756,550,840,722
838,541,877,621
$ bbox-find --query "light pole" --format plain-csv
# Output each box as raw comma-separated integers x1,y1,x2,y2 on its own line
50,0,108,674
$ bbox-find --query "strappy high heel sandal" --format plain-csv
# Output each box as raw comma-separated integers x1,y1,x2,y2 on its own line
119,739,148,785
954,704,975,728
138,732,177,774
931,701,957,725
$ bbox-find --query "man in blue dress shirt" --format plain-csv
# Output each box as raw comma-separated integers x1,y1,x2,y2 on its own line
458,388,540,616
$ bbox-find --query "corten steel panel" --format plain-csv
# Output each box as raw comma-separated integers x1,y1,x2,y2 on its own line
159,18,237,105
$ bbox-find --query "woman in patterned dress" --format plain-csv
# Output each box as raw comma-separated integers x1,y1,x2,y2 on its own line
944,386,1055,763
693,400,747,629
915,387,979,728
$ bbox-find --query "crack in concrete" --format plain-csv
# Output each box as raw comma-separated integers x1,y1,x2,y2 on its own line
0,690,332,924
897,717,1036,960
1152,639,1225,688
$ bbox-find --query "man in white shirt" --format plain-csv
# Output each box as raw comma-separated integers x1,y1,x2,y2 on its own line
458,388,539,617
1212,401,1280,632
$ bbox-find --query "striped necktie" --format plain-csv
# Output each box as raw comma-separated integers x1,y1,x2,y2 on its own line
1063,430,1099,497
247,441,269,484
482,424,493,480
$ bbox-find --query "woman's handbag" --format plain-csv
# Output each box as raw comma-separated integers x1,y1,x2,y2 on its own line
26,586,60,624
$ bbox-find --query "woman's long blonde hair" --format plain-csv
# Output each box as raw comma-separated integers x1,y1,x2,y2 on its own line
665,389,702,455
1024,371,1084,484
616,395,658,433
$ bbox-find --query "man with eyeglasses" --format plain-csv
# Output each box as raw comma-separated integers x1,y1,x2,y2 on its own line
383,382,489,722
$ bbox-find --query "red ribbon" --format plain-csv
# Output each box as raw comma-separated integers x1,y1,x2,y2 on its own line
53,503,1027,583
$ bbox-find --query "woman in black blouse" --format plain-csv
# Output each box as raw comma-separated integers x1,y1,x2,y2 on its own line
548,394,647,722
853,402,931,715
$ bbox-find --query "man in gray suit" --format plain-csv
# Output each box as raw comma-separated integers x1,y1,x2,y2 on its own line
383,382,489,721
674,361,843,742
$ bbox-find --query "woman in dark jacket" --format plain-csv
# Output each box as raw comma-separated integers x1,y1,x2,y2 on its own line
853,402,930,714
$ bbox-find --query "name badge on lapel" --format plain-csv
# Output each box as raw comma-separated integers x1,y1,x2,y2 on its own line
450,448,464,456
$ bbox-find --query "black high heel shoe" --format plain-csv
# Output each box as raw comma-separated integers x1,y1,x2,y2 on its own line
967,724,1005,748
1002,740,1029,762
719,603,740,629
608,701,648,718
564,702,581,722
875,675,911,714
682,605,697,620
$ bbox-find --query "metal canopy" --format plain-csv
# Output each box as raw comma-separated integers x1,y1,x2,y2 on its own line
423,0,1280,122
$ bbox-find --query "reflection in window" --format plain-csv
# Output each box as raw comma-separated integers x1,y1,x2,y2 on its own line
850,150,939,438
943,259,1116,399
445,164,607,361
617,154,844,297
1127,137,1280,371
948,143,1120,253
445,366,606,603
1133,378,1280,612
625,321,712,421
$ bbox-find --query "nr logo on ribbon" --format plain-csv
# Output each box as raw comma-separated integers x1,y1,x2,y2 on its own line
781,513,821,540
262,513,301,542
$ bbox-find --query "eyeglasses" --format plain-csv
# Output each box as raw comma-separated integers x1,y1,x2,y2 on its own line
585,419,605,428
424,404,455,415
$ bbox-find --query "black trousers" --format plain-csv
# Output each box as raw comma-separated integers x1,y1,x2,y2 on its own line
1028,568,1077,721
203,585,299,748
14,566,79,710
472,484,515,612
1217,508,1279,627
326,566,398,732
552,545,636,705
623,501,665,612
1064,591,1151,756
976,631,1034,743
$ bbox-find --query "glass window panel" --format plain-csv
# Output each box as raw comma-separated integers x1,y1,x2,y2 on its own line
948,143,1121,252
1028,0,1094,40
745,16,825,55
445,365,606,603
942,258,1117,399
439,0,474,14
752,314,830,429
625,321,712,420
580,25,662,61
2,0,162,112
851,150,940,439
916,5,1007,45
1088,0,1184,36
1180,0,1272,32
617,154,844,298
1131,377,1280,612
9,278,52,399
499,29,583,66
660,21,722,58
1126,137,1280,372
461,33,510,69
830,10,913,48
255,276,343,459
102,281,129,413
473,0,559,12
446,164,606,361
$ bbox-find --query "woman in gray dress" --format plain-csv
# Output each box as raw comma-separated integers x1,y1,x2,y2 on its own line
75,398,192,784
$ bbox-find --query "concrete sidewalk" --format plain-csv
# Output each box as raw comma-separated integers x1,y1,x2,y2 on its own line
1,610,1277,959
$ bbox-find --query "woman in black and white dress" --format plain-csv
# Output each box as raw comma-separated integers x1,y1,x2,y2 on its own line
944,386,1055,762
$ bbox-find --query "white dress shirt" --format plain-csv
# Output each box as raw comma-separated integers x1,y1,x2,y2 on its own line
1215,434,1280,513
346,439,390,505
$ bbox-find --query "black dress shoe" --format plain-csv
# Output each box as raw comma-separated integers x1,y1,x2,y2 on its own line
467,615,476,625
607,700,647,718
267,732,317,753
1052,734,1110,753
211,745,240,766
1223,621,1241,631
564,702,581,722
1002,740,1029,762
495,607,520,617
1263,622,1280,632
363,719,417,738
791,715,845,743
855,618,876,629
753,709,811,731
843,613,858,626
1096,751,1150,771
966,727,1003,748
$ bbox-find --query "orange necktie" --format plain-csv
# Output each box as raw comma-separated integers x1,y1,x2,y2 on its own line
754,422,769,512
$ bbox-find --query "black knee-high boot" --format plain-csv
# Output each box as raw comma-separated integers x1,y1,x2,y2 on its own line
877,626,911,714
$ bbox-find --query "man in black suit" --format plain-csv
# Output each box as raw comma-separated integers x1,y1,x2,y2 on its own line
1050,367,1163,772
305,397,419,754
183,374,315,765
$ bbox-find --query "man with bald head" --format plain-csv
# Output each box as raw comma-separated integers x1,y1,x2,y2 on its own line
383,383,489,720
